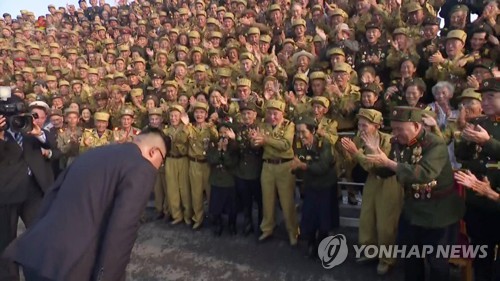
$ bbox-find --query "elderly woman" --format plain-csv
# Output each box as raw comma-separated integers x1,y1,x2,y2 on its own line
403,78,429,109
429,81,458,129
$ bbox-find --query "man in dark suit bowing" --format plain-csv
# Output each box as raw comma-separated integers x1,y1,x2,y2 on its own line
0,95,58,281
3,128,169,281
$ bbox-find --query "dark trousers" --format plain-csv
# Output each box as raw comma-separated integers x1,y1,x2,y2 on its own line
400,219,456,281
465,208,500,281
235,177,262,224
209,185,237,224
23,266,54,281
0,177,43,281
301,187,335,241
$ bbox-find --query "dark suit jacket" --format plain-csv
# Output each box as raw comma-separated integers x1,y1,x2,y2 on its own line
3,143,157,281
0,129,57,204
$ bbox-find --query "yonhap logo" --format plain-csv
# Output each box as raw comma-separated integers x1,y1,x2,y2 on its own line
318,234,348,269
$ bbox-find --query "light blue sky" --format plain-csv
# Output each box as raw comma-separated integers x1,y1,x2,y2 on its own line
0,0,75,18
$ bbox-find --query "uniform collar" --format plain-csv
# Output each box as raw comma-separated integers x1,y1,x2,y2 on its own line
407,129,425,147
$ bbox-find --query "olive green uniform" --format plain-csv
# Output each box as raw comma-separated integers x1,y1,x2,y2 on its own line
57,127,83,168
79,129,113,153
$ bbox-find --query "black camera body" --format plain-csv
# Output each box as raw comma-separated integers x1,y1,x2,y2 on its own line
0,100,36,133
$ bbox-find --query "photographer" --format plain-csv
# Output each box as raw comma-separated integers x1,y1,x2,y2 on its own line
0,95,58,280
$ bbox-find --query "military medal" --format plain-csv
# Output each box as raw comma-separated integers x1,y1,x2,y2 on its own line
414,192,420,199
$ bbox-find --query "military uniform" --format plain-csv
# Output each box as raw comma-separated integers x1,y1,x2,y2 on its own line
112,108,141,143
79,112,113,154
350,109,403,269
163,105,192,225
375,107,464,281
233,102,263,234
258,100,299,245
293,115,337,256
206,127,239,235
187,102,219,229
454,78,500,281
57,126,84,168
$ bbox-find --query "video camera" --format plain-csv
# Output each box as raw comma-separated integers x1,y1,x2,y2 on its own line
0,86,37,133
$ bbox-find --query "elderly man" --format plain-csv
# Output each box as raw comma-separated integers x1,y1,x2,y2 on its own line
365,106,464,281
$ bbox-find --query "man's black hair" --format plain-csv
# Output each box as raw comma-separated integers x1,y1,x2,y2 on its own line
139,127,171,153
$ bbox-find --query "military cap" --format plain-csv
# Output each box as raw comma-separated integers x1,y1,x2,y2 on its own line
95,111,110,122
142,1,151,7
194,65,207,73
406,2,423,13
165,80,179,89
217,6,226,12
169,104,185,113
218,68,232,77
393,27,409,36
423,16,441,26
148,107,163,116
191,46,204,54
247,27,260,35
138,20,147,25
188,30,201,38
240,52,255,62
94,91,108,100
59,80,70,86
236,0,247,5
365,21,380,30
266,99,285,112
172,61,187,68
149,14,159,19
210,31,223,39
131,88,144,97
120,107,135,117
104,74,114,81
327,47,345,57
178,8,189,15
151,69,166,79
196,11,207,17
293,73,309,84
49,43,60,48
357,108,383,124
311,4,323,12
29,100,50,111
103,38,114,45
237,78,252,87
450,4,469,15
66,48,78,55
35,67,46,73
473,58,495,72
21,67,33,73
389,106,423,122
176,45,189,54
240,101,257,111
268,4,281,12
208,49,221,57
207,17,221,26
88,68,99,75
25,93,38,100
71,79,83,86
223,12,235,21
169,28,179,35
294,114,317,127
447,29,467,43
46,75,57,82
309,71,326,81
193,101,209,112
360,82,382,95
133,57,146,64
79,64,89,70
49,54,61,60
260,34,272,43
459,88,482,101
30,55,41,62
292,19,306,28
86,40,96,46
64,108,80,116
477,77,500,93
333,62,352,73
329,8,348,18
292,50,314,63
118,45,130,52
113,72,126,80
49,108,63,117
311,96,330,108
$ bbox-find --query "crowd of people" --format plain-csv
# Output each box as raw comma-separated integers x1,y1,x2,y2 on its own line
0,0,499,280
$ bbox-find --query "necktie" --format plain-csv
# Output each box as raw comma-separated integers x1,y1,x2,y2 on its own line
14,132,23,148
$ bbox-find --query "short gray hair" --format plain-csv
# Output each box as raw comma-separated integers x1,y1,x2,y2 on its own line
431,81,455,96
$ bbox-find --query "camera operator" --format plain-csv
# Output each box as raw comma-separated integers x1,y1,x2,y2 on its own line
0,96,58,280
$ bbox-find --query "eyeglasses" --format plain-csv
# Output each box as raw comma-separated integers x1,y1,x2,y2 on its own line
154,147,166,162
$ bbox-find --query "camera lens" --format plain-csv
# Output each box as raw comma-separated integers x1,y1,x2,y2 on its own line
10,114,33,133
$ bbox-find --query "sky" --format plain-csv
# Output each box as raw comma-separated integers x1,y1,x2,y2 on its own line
0,0,76,18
